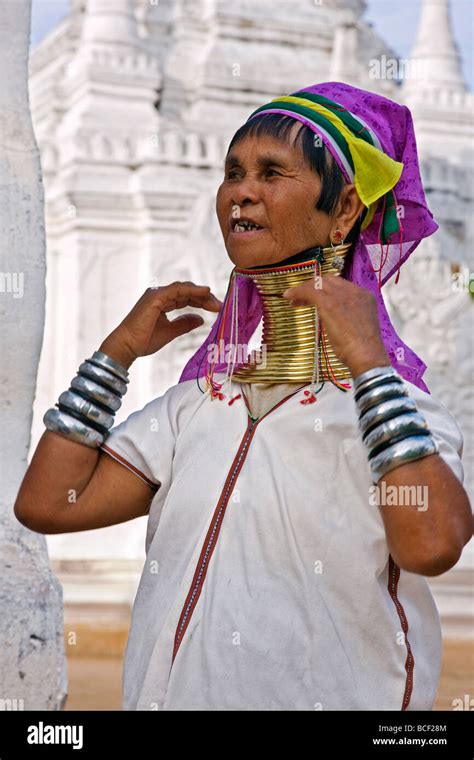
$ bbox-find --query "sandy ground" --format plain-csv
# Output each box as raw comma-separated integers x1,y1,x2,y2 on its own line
64,639,473,711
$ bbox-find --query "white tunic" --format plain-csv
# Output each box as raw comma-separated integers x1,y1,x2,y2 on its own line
100,372,465,711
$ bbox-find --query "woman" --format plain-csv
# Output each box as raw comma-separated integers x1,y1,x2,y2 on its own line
15,82,472,711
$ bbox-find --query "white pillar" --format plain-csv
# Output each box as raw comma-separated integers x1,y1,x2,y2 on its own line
0,0,67,709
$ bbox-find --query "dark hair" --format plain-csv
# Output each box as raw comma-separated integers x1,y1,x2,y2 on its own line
226,113,362,245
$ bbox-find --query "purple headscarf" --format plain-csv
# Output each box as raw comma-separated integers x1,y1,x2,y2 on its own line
179,82,438,392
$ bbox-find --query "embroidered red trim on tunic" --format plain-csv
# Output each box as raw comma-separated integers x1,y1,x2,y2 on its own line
171,384,309,664
100,443,160,491
388,555,415,710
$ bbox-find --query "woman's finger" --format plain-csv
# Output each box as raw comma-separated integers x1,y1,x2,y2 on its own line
148,282,222,313
282,281,321,306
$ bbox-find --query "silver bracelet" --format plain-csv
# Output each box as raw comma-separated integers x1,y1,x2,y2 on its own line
354,373,404,404
362,412,429,452
58,390,115,430
354,366,438,481
70,375,122,413
43,350,130,448
369,435,439,481
78,361,128,396
44,408,105,448
353,365,398,393
359,396,418,437
89,350,129,382
356,381,409,416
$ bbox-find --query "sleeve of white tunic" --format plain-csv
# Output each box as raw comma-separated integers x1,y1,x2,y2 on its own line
100,399,167,490
99,385,181,547
409,382,465,487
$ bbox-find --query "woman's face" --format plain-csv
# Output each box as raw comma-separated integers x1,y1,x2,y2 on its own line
216,123,335,269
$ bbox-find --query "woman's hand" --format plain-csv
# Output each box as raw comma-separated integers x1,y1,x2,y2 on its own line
99,282,222,369
282,273,390,378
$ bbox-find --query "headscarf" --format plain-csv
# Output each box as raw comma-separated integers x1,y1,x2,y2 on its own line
179,82,438,392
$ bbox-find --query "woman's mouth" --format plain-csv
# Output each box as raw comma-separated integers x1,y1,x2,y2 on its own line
230,220,267,239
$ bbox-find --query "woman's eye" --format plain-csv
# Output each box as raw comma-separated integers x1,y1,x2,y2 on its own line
225,168,281,179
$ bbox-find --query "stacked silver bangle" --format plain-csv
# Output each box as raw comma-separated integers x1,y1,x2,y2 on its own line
354,366,439,482
43,351,129,448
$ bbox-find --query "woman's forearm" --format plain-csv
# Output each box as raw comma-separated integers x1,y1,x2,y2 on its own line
376,454,473,576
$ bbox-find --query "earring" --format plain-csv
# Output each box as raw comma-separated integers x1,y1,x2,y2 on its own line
330,229,346,272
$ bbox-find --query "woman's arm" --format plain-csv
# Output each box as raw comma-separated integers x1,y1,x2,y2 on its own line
283,273,473,576
14,429,155,533
14,282,222,534
376,453,472,576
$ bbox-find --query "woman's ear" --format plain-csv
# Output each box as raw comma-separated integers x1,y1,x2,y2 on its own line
333,184,365,238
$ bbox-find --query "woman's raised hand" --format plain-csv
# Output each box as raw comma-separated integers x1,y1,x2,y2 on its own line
282,273,390,378
99,282,222,369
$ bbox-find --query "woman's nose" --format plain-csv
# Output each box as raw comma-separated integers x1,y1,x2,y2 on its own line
231,177,261,205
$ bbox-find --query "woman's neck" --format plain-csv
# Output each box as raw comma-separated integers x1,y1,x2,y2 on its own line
231,242,353,385
248,245,326,271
